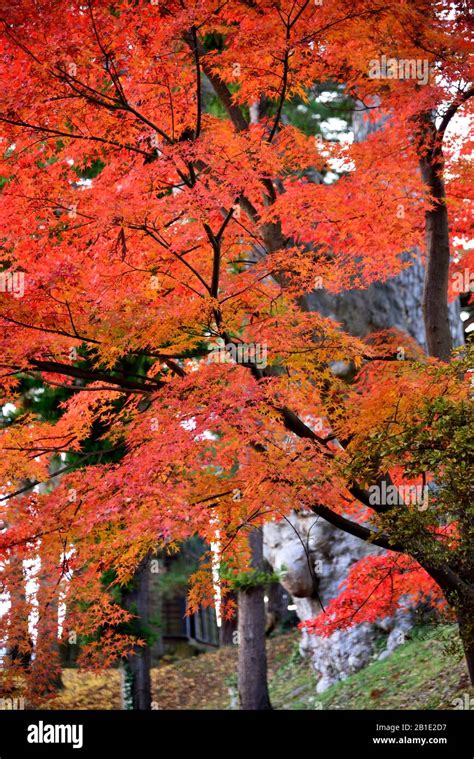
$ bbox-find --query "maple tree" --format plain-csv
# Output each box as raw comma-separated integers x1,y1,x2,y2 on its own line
0,0,472,703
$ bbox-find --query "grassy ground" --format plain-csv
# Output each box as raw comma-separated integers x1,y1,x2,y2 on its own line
268,625,472,711
45,624,472,710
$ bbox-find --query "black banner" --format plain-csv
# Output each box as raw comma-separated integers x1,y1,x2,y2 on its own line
0,710,471,757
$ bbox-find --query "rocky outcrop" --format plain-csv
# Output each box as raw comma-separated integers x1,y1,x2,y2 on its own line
264,513,381,690
303,254,464,352
264,510,419,691
264,258,463,690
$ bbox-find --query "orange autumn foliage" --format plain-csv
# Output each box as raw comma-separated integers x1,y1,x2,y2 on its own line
0,0,471,696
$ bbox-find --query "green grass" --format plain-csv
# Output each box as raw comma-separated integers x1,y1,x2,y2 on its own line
269,625,472,710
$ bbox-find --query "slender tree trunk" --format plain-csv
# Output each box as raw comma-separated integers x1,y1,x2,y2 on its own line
457,601,474,686
6,555,31,666
126,645,152,711
122,555,152,710
3,551,32,698
3,495,32,691
419,114,453,362
237,528,272,710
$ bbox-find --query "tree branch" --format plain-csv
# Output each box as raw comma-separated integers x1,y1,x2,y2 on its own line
309,503,404,552
28,359,161,393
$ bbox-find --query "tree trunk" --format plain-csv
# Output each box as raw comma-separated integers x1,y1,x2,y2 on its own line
121,555,152,710
2,492,32,693
6,554,31,668
237,528,272,710
2,551,32,698
126,643,152,710
457,599,474,686
419,114,453,362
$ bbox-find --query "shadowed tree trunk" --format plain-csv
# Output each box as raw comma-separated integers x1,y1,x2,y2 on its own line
2,490,32,691
3,552,32,696
418,113,453,362
122,555,152,710
237,527,272,710
457,600,474,686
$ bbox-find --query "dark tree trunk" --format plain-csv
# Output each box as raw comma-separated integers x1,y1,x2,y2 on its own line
6,554,31,668
219,591,238,646
2,552,32,699
126,646,152,711
456,598,474,686
237,528,272,710
419,114,453,362
122,555,152,710
3,494,33,691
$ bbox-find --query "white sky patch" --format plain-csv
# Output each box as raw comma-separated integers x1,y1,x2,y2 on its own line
323,171,341,185
209,517,222,627
76,177,92,188
180,416,217,441
338,131,354,144
0,555,41,661
194,430,218,442
28,387,45,404
24,556,41,648
453,236,474,264
318,133,354,179
57,548,74,639
181,417,196,432
0,559,9,658
319,117,349,141
316,91,341,104
57,600,66,640
443,110,472,181
445,110,473,257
